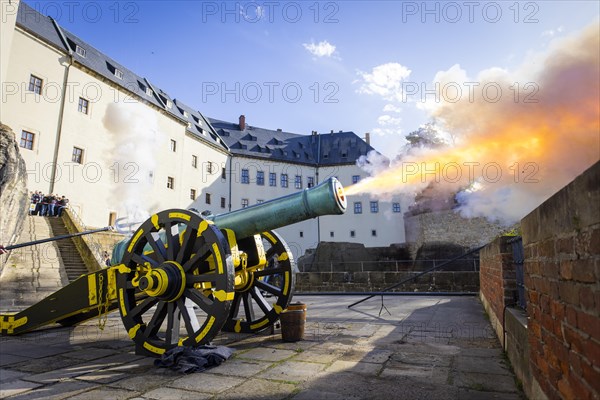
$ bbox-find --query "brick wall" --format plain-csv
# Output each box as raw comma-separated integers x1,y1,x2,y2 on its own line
479,236,516,340
521,162,599,400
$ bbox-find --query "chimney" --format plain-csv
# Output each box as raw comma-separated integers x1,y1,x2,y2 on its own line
239,115,246,131
364,132,370,145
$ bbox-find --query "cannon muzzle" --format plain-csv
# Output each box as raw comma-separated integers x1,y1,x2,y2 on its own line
207,177,346,239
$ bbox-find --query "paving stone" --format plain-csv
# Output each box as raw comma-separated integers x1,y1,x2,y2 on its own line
0,368,27,382
455,356,512,375
3,379,98,400
0,341,74,359
257,360,327,382
204,358,272,378
458,347,503,358
20,361,108,384
291,389,362,400
238,347,296,362
0,354,31,367
62,348,119,361
0,379,42,398
108,373,174,392
454,371,519,393
339,348,394,364
213,378,297,400
76,369,130,384
388,351,452,368
169,373,245,394
292,347,344,364
143,387,212,399
325,360,382,376
11,355,83,373
457,388,523,399
65,387,139,399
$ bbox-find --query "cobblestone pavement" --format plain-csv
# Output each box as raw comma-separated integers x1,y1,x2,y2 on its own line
0,294,524,399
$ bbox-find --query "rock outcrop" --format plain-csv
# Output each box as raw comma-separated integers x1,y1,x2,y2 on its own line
0,123,28,271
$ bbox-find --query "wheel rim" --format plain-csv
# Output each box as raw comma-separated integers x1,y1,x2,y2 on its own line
223,230,295,333
117,209,234,356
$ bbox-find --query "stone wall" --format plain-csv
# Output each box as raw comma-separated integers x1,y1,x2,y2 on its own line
0,123,28,273
521,161,599,400
404,209,506,258
295,271,479,293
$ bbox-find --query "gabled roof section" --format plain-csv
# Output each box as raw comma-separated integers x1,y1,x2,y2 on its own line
15,2,228,152
208,118,375,166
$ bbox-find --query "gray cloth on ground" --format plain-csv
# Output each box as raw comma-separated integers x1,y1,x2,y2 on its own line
154,345,234,373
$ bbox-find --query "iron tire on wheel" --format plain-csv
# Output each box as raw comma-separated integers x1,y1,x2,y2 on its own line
116,209,235,357
223,230,296,334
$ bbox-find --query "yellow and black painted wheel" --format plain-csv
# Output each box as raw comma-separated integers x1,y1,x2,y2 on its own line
223,230,295,333
117,209,235,357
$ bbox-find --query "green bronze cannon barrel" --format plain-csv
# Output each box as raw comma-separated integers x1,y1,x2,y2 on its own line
111,177,346,264
207,177,346,239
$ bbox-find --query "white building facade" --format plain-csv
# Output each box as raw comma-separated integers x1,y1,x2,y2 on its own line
1,2,405,259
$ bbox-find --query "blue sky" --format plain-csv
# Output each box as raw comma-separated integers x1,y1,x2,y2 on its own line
25,0,600,157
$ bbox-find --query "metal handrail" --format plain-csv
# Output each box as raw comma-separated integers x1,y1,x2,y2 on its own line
64,207,105,267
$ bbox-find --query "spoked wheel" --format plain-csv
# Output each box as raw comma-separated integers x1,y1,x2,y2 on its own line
117,209,235,357
223,230,296,333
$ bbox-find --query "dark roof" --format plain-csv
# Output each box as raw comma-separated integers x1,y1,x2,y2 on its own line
208,118,375,165
16,2,374,164
16,1,228,152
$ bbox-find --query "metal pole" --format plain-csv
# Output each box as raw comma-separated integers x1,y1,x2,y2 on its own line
4,227,112,251
347,244,486,308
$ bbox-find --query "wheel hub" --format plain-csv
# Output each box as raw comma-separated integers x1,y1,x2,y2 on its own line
138,261,186,302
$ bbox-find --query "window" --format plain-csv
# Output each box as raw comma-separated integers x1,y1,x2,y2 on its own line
370,201,379,213
145,87,153,96
241,198,249,208
220,197,226,208
241,169,249,184
269,172,276,187
352,175,360,184
20,130,34,150
170,139,176,152
371,230,377,237
222,167,227,180
167,176,174,189
75,45,86,57
205,193,211,204
190,189,196,200
72,147,84,164
281,174,288,188
257,171,264,186
330,231,334,238
166,100,172,108
257,199,264,204
307,176,315,188
393,203,401,213
350,230,355,238
78,97,89,114
114,68,123,79
300,231,304,238
206,162,214,174
295,175,302,189
192,155,198,168
28,74,42,94
354,202,362,214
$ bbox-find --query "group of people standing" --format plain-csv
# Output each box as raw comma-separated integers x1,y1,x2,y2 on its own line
29,191,69,217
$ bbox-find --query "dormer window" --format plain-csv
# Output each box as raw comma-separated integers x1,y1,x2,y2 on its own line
75,45,86,57
183,111,189,118
114,68,123,79
166,100,172,108
145,87,152,96
192,115,199,123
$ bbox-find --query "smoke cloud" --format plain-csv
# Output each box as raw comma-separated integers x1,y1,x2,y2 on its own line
103,102,163,232
348,23,600,225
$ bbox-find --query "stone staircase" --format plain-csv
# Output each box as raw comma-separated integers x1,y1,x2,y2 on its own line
47,217,90,282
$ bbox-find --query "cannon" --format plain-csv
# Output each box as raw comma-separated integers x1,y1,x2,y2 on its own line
0,178,347,356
